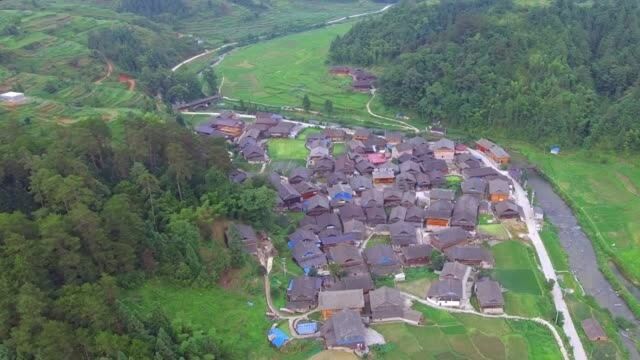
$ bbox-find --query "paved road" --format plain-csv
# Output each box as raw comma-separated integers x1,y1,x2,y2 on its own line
469,149,588,360
171,43,237,72
325,4,394,25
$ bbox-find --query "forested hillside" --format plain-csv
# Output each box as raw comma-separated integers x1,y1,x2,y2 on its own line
329,0,640,150
0,117,286,358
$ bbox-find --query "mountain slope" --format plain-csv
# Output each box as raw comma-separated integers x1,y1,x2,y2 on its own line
328,0,640,150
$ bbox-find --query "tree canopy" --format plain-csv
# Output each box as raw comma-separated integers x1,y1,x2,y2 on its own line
0,115,280,358
329,0,640,149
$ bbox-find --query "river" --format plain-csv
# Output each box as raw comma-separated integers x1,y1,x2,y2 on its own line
527,171,640,359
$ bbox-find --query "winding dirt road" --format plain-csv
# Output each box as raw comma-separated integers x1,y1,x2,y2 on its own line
94,60,113,84
366,90,419,133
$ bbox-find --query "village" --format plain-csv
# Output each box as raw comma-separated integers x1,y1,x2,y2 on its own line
193,110,604,357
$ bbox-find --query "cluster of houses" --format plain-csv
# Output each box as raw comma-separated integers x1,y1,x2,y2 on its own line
329,66,377,92
224,125,527,352
195,111,303,163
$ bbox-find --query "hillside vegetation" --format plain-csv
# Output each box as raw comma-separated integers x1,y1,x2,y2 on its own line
0,3,206,123
328,0,640,150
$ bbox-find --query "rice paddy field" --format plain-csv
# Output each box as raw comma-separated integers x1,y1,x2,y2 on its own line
373,304,563,360
217,23,416,130
178,0,385,44
490,241,555,319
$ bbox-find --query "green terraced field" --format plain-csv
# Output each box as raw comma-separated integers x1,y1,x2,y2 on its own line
177,0,385,44
0,8,157,123
373,304,563,360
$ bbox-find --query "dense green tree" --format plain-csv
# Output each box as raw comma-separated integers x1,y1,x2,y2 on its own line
328,0,640,150
302,94,311,112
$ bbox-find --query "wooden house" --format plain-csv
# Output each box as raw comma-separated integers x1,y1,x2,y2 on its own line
474,279,504,314
287,276,322,311
401,244,433,266
476,139,510,165
445,246,495,268
304,195,330,216
364,245,402,277
225,223,259,255
353,128,371,142
488,178,510,203
373,168,395,186
430,227,470,251
323,128,347,142
431,138,455,161
451,195,480,230
425,200,453,230
321,309,366,350
211,113,244,138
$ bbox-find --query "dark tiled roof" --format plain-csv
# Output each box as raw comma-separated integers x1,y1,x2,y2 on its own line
402,244,433,261
427,279,463,300
475,279,504,308
425,200,454,219
430,189,455,201
462,177,487,195
431,227,470,250
445,246,494,265
451,195,480,228
328,244,363,266
440,261,469,280
318,289,365,310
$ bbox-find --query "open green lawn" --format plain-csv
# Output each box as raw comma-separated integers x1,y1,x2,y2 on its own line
478,224,511,240
366,234,390,248
296,127,322,140
490,241,554,319
267,138,308,161
373,304,562,360
123,277,322,360
217,24,413,129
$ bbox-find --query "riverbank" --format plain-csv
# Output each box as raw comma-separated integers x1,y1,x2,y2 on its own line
504,142,640,306
503,143,640,358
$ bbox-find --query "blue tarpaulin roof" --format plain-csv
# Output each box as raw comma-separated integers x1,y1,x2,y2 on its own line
295,321,318,335
268,328,289,348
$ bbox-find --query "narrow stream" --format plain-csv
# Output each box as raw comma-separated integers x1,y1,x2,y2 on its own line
527,172,640,359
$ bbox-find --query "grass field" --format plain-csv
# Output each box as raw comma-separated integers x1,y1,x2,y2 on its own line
267,138,308,161
490,241,555,319
373,303,562,360
123,276,323,360
366,235,391,248
217,24,415,129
